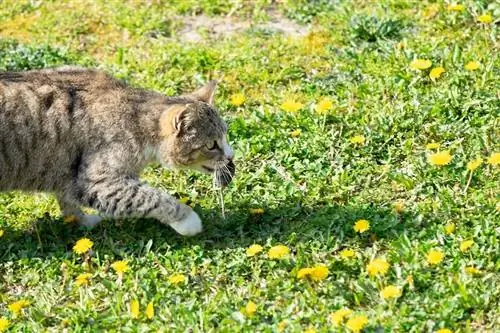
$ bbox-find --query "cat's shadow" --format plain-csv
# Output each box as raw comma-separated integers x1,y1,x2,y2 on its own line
0,202,416,263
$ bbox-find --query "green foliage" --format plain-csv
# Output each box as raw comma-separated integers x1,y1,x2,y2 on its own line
350,16,405,42
170,0,234,16
282,0,338,24
0,39,92,71
0,0,499,332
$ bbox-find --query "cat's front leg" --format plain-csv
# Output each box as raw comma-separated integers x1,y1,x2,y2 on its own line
78,176,202,236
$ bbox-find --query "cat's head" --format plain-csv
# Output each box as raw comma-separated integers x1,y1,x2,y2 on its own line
158,81,235,187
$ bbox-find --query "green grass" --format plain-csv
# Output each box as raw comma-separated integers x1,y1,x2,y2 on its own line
0,0,499,332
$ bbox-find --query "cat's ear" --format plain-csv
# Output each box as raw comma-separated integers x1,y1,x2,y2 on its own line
160,105,187,136
173,108,187,133
188,80,218,105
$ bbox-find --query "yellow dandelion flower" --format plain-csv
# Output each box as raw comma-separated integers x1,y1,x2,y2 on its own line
340,248,356,259
464,61,480,71
486,152,500,165
410,59,432,70
428,151,452,166
465,266,481,275
380,285,401,299
444,223,456,235
346,315,369,333
63,214,79,224
350,135,365,145
268,245,290,259
460,240,474,252
366,258,390,276
72,238,93,255
436,329,453,333
467,158,482,171
477,13,493,24
393,201,405,213
75,273,92,286
168,273,186,285
230,93,245,107
429,67,445,81
179,197,189,204
249,208,264,215
427,250,444,265
244,301,257,317
111,260,129,274
315,97,333,114
246,244,263,257
280,100,303,113
447,4,464,12
8,300,30,316
426,142,441,149
310,265,329,281
353,219,370,233
330,308,353,326
406,275,414,286
297,267,314,279
0,229,4,238
422,4,439,18
290,129,302,137
130,299,140,319
297,265,329,281
0,318,9,332
277,320,288,332
145,301,154,319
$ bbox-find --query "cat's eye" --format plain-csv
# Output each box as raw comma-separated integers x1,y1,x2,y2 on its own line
207,141,219,150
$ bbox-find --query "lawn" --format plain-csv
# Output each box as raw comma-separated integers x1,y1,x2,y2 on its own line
0,0,499,332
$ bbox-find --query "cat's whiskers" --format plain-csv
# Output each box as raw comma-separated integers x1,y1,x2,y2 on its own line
214,161,231,187
221,164,231,184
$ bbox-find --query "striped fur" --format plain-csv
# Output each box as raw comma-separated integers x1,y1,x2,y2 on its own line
0,67,235,235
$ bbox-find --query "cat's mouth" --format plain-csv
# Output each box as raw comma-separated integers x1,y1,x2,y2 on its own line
215,160,235,188
201,161,235,187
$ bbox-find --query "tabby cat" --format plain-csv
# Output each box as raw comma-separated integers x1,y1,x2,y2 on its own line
0,67,235,236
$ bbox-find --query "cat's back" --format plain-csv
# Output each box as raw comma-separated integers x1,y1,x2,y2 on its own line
0,67,126,191
0,66,123,98
0,66,122,139
0,66,133,125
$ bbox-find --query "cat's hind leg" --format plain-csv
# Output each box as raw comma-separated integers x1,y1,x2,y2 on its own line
57,194,102,228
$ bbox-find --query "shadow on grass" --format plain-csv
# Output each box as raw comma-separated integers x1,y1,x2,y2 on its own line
0,201,413,263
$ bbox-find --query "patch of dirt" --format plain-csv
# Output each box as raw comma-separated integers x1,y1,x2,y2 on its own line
178,13,308,42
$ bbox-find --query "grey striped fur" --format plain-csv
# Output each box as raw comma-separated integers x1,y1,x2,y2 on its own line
0,67,235,235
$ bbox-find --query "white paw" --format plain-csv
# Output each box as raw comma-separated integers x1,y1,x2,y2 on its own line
79,215,102,228
169,211,203,236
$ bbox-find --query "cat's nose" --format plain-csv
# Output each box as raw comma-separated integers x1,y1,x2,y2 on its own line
222,140,234,160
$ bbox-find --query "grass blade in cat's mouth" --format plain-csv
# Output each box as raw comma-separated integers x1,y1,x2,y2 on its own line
215,160,235,188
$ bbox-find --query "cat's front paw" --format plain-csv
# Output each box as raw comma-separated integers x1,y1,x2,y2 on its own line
169,211,203,236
